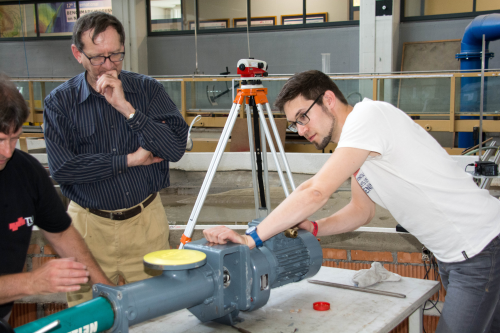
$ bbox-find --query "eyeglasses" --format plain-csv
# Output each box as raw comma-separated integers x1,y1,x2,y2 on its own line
79,49,125,66
287,92,325,132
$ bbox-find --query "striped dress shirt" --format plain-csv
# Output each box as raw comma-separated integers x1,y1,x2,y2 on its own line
44,71,188,210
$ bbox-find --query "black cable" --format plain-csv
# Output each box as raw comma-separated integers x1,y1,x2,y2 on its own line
421,248,442,333
422,250,442,314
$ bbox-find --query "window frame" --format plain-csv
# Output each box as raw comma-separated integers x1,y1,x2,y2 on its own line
0,0,109,41
146,0,360,37
401,0,500,22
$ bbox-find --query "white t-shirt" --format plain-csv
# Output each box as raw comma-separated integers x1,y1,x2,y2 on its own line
337,98,500,262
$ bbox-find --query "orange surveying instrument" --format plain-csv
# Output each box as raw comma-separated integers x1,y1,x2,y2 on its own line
179,59,296,248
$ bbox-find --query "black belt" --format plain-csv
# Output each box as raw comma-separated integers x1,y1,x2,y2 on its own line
88,193,157,220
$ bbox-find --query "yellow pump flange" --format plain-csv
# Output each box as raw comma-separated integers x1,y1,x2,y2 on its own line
144,249,207,270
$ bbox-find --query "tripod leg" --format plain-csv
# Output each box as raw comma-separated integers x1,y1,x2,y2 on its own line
180,102,241,248
260,115,272,213
246,104,260,216
256,104,290,197
265,103,296,190
251,99,269,216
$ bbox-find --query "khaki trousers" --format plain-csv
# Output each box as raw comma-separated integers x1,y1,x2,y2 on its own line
66,193,169,307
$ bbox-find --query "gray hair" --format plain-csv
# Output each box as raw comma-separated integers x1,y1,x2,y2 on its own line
72,11,125,51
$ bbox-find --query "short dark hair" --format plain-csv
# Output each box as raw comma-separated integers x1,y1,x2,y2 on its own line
275,70,348,111
72,11,125,51
0,74,29,134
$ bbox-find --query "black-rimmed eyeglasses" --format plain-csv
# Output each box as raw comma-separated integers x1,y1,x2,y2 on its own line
287,92,325,132
80,49,125,66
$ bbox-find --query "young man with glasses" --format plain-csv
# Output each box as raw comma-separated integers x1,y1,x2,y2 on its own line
43,12,188,307
0,74,111,324
204,70,500,333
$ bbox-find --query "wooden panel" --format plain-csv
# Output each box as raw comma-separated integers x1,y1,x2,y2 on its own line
443,148,465,155
413,119,500,133
27,82,35,123
414,120,451,132
186,116,228,128
230,118,287,152
284,142,337,153
450,77,456,132
18,138,28,152
424,0,472,15
8,303,37,328
189,139,231,153
389,316,439,333
181,81,186,119
34,112,44,123
20,133,44,138
44,303,67,316
454,119,500,132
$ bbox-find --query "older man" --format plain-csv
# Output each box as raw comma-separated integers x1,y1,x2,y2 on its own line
0,74,111,323
44,12,188,306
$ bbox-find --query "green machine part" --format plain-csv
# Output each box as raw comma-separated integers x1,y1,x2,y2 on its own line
14,297,114,333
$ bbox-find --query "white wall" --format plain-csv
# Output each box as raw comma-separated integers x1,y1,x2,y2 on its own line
306,0,350,22
151,7,167,20
150,5,182,20
198,0,246,25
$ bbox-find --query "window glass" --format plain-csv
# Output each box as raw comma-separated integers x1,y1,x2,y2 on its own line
476,0,500,12
352,0,360,21
404,0,473,17
0,4,36,38
151,0,193,32
251,0,301,27
306,0,350,24
37,2,75,36
37,1,112,37
199,0,245,29
78,0,113,17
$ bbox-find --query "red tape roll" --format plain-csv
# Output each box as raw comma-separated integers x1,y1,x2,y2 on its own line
313,302,330,311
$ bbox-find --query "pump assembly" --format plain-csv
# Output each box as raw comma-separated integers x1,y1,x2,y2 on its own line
12,219,322,333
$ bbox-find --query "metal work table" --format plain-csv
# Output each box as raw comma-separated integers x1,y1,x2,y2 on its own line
130,266,440,333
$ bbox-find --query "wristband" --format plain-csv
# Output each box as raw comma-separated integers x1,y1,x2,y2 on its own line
311,221,318,237
245,226,263,248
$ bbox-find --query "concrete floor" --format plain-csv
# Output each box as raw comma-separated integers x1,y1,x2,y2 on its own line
164,169,397,227
162,170,427,252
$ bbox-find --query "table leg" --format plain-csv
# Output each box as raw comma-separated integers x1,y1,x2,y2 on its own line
409,304,423,333
19,137,29,152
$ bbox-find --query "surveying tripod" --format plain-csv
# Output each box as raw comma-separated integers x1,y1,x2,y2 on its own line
180,59,296,248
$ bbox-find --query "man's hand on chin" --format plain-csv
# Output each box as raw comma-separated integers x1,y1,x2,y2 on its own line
95,71,134,117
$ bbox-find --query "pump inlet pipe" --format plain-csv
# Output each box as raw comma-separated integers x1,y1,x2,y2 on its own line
456,14,500,148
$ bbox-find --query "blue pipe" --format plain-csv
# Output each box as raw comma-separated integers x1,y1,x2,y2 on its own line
456,14,500,148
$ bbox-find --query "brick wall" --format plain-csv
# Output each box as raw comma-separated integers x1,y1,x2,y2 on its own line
8,244,67,328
